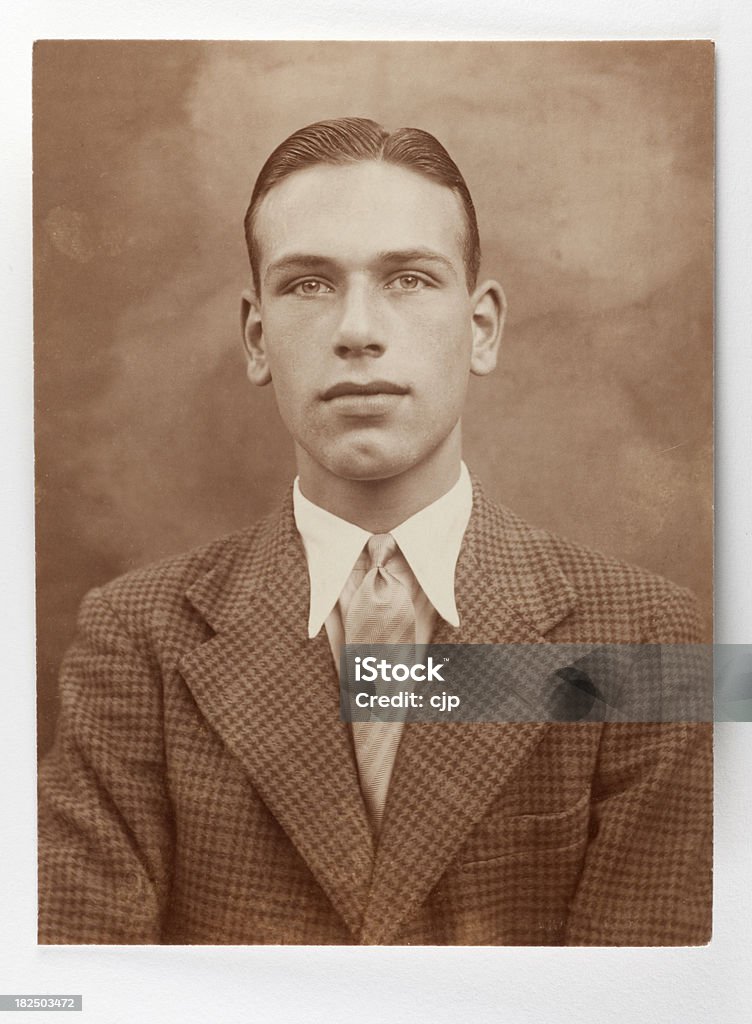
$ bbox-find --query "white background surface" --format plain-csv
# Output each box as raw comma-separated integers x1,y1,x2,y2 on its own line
2,2,750,1022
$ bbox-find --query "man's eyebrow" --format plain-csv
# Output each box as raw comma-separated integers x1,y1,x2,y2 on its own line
264,254,339,282
376,249,457,275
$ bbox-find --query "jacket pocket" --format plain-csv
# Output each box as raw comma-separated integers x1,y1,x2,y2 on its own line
434,799,592,944
457,790,591,866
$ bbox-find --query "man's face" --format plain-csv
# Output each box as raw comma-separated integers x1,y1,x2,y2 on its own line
245,160,498,485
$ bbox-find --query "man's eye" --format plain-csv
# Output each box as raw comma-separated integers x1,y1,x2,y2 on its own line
385,274,428,292
291,279,333,296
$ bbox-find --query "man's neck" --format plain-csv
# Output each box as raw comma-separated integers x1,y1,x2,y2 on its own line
295,437,463,533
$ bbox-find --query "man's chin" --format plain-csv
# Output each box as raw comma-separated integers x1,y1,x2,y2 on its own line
317,443,418,483
325,456,409,483
295,426,461,488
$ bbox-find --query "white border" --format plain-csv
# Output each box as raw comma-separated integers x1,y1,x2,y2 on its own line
3,3,751,1022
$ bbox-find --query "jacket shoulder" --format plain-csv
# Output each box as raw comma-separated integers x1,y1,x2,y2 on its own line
476,493,705,642
547,527,703,642
80,518,269,641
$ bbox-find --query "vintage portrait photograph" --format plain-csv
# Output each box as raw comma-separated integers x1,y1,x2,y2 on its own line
34,40,714,947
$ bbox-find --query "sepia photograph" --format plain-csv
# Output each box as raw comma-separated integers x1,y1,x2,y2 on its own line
34,40,714,947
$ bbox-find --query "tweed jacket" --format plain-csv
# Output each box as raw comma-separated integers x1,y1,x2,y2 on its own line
38,479,712,945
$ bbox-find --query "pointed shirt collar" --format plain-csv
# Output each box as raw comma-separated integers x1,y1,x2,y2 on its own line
293,463,473,638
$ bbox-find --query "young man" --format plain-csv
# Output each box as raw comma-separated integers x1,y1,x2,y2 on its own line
38,118,711,946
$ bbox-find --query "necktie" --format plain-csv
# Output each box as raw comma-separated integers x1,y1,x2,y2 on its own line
345,534,416,832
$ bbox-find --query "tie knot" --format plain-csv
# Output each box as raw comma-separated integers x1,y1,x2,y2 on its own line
366,533,398,569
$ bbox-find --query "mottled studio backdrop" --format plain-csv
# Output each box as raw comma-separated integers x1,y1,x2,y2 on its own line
34,41,713,752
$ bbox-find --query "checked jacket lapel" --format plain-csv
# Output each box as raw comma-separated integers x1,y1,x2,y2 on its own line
178,496,374,941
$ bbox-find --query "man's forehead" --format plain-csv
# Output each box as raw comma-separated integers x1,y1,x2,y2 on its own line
253,161,467,269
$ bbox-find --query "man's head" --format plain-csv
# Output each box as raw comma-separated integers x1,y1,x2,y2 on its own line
244,117,481,295
241,118,506,502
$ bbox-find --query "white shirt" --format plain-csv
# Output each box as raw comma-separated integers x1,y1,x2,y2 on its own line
293,463,473,667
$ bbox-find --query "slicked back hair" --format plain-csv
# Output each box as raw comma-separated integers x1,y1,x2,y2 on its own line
244,117,481,293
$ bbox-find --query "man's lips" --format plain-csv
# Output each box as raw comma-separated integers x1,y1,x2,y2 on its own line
321,381,409,400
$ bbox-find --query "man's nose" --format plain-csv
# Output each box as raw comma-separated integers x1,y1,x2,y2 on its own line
333,283,385,358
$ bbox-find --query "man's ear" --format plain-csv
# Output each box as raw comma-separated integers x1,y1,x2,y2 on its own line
469,279,507,377
241,287,272,386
